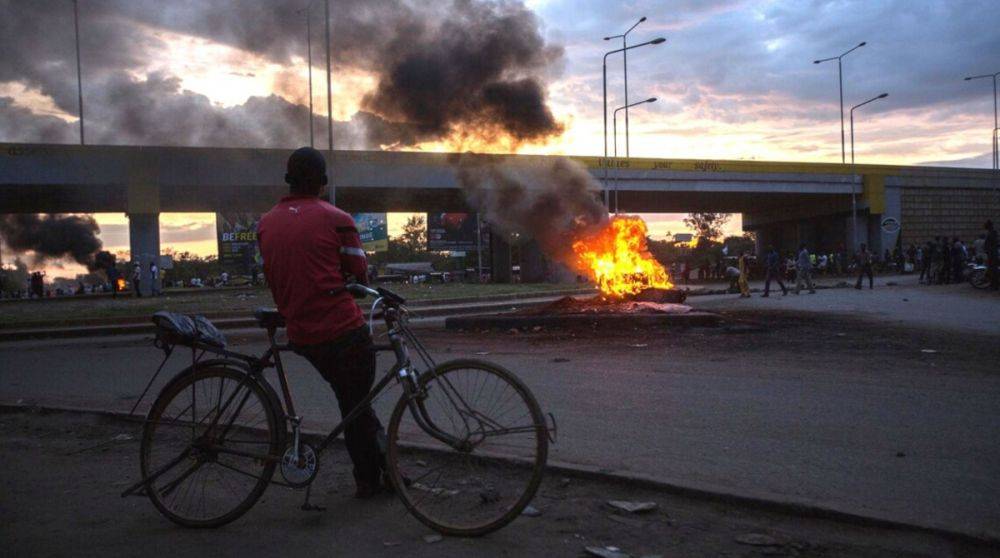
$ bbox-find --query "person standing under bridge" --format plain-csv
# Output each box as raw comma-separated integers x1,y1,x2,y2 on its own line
258,147,387,498
761,246,787,297
737,250,751,298
794,243,816,295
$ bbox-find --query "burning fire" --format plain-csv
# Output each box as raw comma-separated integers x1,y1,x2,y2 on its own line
572,216,674,297
116,278,127,292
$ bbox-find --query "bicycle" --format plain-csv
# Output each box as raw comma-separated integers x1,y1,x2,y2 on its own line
121,284,553,536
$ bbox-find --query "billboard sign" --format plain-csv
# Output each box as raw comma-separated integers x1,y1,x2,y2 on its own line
216,213,261,271
427,212,478,251
352,213,388,252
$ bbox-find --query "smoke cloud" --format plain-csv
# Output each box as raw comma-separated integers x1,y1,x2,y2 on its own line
454,155,607,263
0,214,104,270
1,0,563,149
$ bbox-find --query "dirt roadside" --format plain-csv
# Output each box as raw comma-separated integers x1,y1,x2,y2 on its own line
1,410,993,558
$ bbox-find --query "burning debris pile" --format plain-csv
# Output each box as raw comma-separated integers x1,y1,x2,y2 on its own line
455,155,677,300
572,216,674,298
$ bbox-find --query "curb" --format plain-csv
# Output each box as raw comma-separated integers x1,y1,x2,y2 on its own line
0,293,591,342
2,402,995,548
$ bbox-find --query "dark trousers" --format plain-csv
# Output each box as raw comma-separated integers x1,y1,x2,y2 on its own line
763,269,786,295
856,263,874,289
989,254,999,290
295,326,384,487
919,262,931,282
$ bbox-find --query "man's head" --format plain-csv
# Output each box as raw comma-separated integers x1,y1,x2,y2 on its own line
285,147,328,196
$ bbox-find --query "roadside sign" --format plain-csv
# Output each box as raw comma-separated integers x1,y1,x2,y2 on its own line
880,217,900,233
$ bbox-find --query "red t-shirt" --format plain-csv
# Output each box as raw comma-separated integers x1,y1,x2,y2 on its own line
258,195,368,345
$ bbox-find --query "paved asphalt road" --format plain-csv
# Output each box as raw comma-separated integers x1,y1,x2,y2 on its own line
8,412,986,558
2,276,998,541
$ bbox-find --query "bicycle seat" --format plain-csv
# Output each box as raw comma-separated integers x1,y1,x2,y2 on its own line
254,307,286,329
151,311,227,348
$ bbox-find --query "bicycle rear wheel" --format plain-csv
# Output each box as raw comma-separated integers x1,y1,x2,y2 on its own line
385,359,548,537
140,365,281,528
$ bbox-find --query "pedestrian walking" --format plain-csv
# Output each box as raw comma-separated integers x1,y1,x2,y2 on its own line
149,261,160,296
131,262,142,297
762,246,787,297
794,244,816,294
919,241,933,283
737,250,751,298
939,236,952,284
855,243,874,290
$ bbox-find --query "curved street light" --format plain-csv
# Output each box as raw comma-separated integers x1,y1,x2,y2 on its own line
814,41,866,163
964,72,1000,172
602,37,666,208
611,97,657,213
849,92,889,252
605,16,647,159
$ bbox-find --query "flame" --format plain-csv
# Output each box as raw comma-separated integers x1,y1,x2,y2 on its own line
116,278,126,291
572,216,674,297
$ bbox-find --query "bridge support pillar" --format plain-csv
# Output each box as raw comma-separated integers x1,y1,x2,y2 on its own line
491,233,512,283
128,213,160,296
520,240,546,283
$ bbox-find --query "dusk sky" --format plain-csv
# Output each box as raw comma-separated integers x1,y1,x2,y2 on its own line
2,0,998,274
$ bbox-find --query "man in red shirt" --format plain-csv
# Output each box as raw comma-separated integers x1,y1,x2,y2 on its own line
258,147,385,497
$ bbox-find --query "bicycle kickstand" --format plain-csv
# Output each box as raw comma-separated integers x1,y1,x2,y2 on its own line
300,484,326,512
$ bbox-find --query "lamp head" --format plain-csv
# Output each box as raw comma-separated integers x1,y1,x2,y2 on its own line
858,41,866,47
964,76,972,81
878,93,888,99
604,36,611,40
639,16,647,22
650,37,666,44
813,60,821,64
647,97,657,103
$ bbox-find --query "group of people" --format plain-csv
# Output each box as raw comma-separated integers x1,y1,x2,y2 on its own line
913,221,998,288
729,219,1000,298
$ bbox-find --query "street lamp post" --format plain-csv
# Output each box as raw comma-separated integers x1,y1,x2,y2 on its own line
323,0,334,203
299,4,315,147
612,97,657,213
72,0,84,145
964,72,1000,173
603,37,665,209
814,41,866,164
849,92,889,252
605,17,647,159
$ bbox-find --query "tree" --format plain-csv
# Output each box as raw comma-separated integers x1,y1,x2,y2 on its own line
683,213,732,240
398,215,426,254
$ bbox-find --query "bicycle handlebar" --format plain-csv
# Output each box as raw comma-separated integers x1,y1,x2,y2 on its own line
345,283,407,306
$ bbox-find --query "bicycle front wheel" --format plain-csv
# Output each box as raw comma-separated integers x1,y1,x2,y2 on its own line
140,365,281,528
385,359,548,537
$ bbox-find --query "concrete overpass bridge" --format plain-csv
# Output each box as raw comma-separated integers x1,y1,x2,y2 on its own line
2,142,997,280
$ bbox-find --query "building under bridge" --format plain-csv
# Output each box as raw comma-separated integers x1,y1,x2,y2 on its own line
2,143,997,286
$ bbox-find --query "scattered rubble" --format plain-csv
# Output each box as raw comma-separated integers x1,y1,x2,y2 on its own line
607,500,658,513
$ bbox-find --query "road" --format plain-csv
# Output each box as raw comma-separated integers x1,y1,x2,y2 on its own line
1,277,999,541
3,411,989,557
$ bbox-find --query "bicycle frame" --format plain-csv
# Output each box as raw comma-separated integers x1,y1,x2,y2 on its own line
123,290,484,500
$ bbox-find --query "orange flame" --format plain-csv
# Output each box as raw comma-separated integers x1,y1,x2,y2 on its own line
116,278,126,292
571,216,674,297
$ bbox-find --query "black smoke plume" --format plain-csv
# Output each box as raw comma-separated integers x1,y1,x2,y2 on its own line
454,155,607,263
0,214,103,270
1,0,563,150
361,1,563,148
